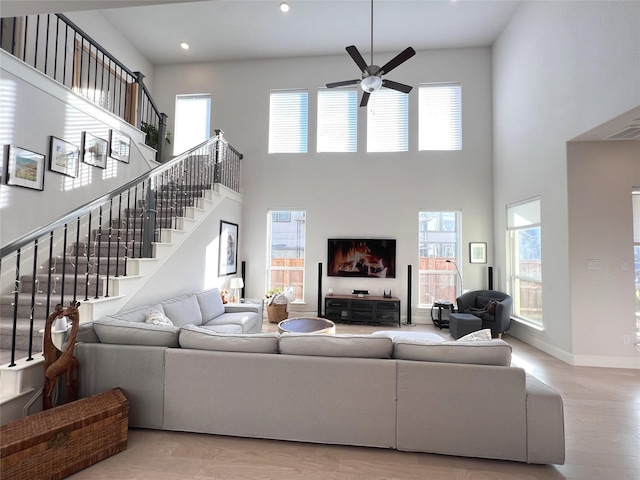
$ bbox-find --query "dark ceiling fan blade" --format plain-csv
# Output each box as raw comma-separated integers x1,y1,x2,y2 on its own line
360,92,371,108
380,47,416,75
346,45,369,73
382,79,413,94
326,79,361,88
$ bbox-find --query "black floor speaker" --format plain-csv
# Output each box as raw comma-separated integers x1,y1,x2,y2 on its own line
404,264,415,326
317,262,323,317
488,266,493,290
241,261,246,299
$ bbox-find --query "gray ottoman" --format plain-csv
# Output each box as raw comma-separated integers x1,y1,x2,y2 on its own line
449,313,482,340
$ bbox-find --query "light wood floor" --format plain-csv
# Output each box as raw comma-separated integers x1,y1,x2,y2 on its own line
69,321,640,480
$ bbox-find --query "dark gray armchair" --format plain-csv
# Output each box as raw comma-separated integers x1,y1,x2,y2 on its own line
455,290,513,338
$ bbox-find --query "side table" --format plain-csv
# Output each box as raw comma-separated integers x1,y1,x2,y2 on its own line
431,300,454,329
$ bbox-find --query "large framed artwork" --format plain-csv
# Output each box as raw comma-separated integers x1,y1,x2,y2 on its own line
109,129,130,163
5,145,45,190
81,132,108,169
218,220,238,276
49,136,79,177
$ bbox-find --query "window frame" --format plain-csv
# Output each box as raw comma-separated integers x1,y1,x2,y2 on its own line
418,210,462,307
506,198,543,328
173,93,211,155
266,210,306,302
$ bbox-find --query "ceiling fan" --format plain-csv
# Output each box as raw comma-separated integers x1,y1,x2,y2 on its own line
326,0,416,107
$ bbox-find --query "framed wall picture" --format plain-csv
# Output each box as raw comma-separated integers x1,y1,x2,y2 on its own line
5,145,45,190
469,242,487,264
81,132,108,169
49,136,79,177
109,129,130,163
218,220,238,276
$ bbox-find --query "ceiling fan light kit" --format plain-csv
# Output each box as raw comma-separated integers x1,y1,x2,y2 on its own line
326,0,415,107
361,74,383,92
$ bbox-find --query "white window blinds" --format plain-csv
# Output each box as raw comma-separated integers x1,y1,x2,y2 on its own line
419,83,462,151
367,89,409,152
269,89,308,153
317,88,357,152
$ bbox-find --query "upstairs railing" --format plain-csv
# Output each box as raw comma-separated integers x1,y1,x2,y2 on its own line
0,131,242,367
0,13,167,162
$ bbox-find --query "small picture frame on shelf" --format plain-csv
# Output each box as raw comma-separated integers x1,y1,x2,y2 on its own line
469,242,487,264
5,145,45,191
81,132,108,169
109,129,130,163
49,136,79,177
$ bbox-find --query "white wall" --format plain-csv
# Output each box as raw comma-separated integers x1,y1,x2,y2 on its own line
152,47,495,321
567,141,640,368
0,51,153,246
493,1,640,366
118,194,243,310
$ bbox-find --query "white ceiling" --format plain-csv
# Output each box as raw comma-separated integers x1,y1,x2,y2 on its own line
2,1,523,64
3,0,637,140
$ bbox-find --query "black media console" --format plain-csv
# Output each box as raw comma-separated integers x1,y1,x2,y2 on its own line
324,295,401,327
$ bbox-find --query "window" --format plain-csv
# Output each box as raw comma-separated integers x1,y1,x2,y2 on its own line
173,94,211,155
507,198,542,326
418,211,461,306
419,82,461,151
367,89,408,152
632,190,640,339
317,88,357,152
267,210,306,302
269,90,308,153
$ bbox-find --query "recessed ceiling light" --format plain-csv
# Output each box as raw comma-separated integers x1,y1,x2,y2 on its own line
180,42,189,50
279,2,290,13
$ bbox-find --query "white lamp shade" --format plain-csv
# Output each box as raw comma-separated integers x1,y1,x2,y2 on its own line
230,278,244,289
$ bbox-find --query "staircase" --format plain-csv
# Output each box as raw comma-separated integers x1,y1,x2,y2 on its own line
0,135,243,423
1,185,209,363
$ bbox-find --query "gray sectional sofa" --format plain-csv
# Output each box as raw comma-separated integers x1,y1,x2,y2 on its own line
74,288,565,465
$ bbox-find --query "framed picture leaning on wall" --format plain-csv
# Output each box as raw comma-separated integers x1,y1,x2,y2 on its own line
5,145,45,190
219,220,238,276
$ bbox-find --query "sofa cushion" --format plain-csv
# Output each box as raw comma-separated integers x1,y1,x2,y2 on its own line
93,318,179,347
179,326,279,353
279,333,393,358
161,294,203,327
105,304,165,323
195,288,225,322
393,338,512,366
199,324,243,334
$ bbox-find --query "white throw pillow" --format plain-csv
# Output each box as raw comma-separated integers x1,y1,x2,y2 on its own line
145,309,174,326
457,328,492,342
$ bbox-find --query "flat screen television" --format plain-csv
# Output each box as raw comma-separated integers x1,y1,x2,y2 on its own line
327,238,396,278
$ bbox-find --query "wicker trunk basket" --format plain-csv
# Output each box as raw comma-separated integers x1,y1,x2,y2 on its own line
1,388,129,480
267,303,288,323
